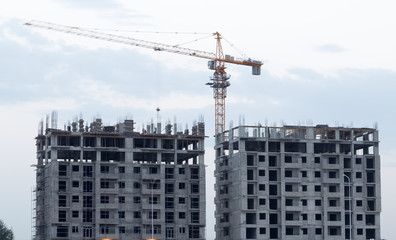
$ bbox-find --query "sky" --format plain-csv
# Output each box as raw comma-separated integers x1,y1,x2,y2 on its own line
0,0,395,239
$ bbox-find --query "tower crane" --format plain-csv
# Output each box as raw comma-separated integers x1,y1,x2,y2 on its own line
25,20,263,135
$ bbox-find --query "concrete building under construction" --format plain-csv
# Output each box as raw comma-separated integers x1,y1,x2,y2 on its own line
34,117,206,240
214,124,380,240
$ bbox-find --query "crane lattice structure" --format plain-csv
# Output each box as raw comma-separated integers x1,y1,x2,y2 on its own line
25,20,263,135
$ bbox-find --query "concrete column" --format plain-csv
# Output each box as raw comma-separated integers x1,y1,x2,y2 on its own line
125,138,133,163
239,126,246,138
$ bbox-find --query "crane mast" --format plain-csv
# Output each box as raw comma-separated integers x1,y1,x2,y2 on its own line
213,32,227,134
25,20,263,135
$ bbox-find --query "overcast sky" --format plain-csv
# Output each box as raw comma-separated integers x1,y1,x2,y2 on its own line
1,0,395,239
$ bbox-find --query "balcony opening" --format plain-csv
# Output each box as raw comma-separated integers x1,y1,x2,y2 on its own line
365,215,375,225
269,142,280,152
269,156,277,166
246,228,257,239
269,213,278,224
246,213,257,224
270,228,278,239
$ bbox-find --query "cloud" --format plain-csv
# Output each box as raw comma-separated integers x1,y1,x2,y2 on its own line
0,19,213,121
380,149,396,167
225,66,396,130
286,67,326,83
3,28,31,48
77,78,211,110
53,0,121,9
0,98,80,113
228,96,255,105
2,3,396,240
316,43,346,53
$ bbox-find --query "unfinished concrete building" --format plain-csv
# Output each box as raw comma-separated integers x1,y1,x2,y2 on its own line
215,125,380,240
34,117,206,240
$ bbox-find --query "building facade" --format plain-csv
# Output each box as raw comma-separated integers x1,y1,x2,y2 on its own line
34,118,206,240
214,125,380,240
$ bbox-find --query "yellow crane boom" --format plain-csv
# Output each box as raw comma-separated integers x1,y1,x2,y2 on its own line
25,20,263,135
